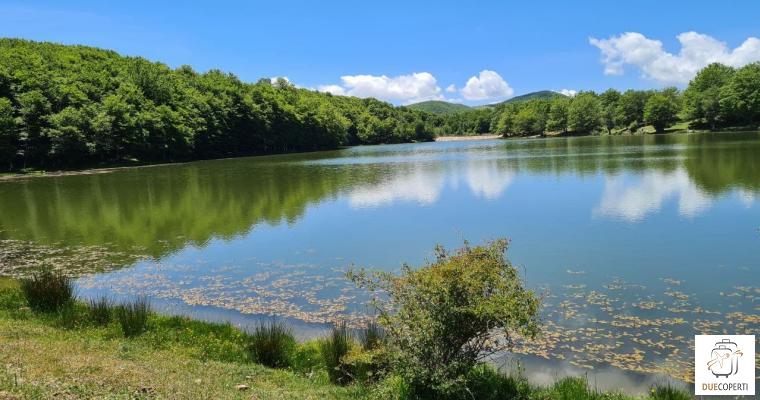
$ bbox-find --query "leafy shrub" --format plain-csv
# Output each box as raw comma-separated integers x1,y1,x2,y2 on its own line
20,271,75,312
319,323,353,385
247,319,296,368
115,296,151,337
88,296,113,326
349,240,540,398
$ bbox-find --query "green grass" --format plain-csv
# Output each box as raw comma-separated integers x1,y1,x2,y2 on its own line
19,271,75,313
87,295,113,326
0,280,361,399
0,281,694,399
247,318,297,368
115,295,151,337
320,323,354,385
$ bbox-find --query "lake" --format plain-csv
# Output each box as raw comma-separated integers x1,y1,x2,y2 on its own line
1,131,758,393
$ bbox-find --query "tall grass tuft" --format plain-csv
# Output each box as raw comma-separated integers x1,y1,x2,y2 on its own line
115,296,150,337
649,384,692,400
358,321,385,350
20,271,75,313
320,322,353,385
247,319,296,368
88,296,113,326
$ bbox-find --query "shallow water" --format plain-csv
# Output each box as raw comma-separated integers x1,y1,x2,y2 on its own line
1,132,759,393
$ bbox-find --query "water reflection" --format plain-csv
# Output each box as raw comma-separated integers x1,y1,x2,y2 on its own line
594,169,713,221
0,132,757,264
348,158,516,208
348,163,445,208
464,158,515,200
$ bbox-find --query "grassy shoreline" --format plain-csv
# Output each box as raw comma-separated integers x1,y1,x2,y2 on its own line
0,278,694,399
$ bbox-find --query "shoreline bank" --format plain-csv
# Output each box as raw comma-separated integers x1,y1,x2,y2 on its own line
434,134,503,142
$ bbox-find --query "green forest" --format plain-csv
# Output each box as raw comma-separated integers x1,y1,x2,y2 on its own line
429,63,760,136
0,39,759,172
0,39,438,171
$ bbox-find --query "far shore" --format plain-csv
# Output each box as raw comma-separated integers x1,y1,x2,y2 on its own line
434,134,503,142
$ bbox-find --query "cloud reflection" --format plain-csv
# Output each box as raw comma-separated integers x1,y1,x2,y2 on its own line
348,159,516,208
594,169,712,221
348,164,446,208
465,159,516,200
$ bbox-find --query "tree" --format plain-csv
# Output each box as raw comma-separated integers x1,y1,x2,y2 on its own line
512,100,548,135
349,240,540,398
719,62,760,126
644,93,680,133
615,89,651,129
599,89,621,133
17,90,52,167
546,97,569,133
683,63,735,130
0,97,17,169
567,92,601,134
46,106,91,165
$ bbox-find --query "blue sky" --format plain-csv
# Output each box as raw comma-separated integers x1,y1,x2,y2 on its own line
2,0,760,105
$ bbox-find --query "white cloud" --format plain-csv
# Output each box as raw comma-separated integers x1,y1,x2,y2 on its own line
589,32,760,85
557,89,577,97
445,84,457,93
270,76,290,85
316,84,346,96
460,70,514,100
318,72,444,104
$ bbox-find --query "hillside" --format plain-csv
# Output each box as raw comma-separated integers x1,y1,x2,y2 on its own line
406,100,471,114
0,38,437,172
502,90,566,104
472,90,568,109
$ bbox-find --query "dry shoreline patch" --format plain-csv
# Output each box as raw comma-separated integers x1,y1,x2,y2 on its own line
434,134,503,142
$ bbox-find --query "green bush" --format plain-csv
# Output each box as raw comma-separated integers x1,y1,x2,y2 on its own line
349,240,540,398
20,271,75,313
319,323,353,385
115,296,151,337
88,296,113,326
247,319,296,368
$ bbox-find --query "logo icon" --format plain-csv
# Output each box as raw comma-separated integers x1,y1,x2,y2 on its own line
706,338,743,378
695,335,755,396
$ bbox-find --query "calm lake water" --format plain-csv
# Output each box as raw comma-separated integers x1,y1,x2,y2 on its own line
1,132,759,393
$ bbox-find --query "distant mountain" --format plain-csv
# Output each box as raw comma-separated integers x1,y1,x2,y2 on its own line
406,100,471,114
473,91,567,109
499,90,566,105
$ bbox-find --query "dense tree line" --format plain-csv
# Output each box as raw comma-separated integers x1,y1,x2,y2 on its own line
430,62,760,137
0,39,437,171
1,39,758,172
